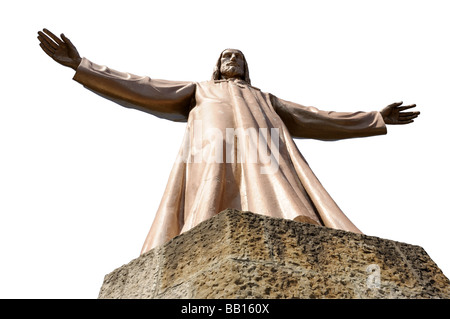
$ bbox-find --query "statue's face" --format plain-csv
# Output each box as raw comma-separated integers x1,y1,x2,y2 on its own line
220,49,245,80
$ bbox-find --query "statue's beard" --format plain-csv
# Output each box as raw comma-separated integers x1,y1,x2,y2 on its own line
220,65,244,80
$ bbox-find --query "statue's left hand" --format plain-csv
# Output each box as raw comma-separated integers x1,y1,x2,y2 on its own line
380,102,420,125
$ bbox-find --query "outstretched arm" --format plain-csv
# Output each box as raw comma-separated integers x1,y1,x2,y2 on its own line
270,95,388,140
271,95,420,140
37,28,81,70
72,58,196,122
37,28,196,122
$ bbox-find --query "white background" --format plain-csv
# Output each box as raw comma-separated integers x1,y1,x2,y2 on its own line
1,0,449,298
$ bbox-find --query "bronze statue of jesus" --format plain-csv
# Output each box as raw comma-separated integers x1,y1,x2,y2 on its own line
38,28,420,255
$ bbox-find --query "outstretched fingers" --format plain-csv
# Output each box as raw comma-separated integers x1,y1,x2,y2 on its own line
400,111,420,120
398,104,417,112
399,114,419,121
37,29,64,55
43,28,63,45
382,101,420,125
38,35,56,55
399,111,420,117
38,32,58,50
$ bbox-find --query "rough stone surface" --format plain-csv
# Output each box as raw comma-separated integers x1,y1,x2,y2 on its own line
98,209,450,299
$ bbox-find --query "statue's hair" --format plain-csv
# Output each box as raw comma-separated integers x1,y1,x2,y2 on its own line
212,49,251,85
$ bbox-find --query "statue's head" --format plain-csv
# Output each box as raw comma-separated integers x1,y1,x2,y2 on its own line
212,49,251,84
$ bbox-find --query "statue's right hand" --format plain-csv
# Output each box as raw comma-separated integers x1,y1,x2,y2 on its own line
37,28,82,70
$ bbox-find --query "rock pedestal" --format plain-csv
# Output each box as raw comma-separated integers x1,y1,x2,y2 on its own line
98,209,450,299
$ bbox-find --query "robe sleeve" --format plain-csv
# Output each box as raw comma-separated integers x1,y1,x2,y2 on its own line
270,95,387,140
72,58,196,122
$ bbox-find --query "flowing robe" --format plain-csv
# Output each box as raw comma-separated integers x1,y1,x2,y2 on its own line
73,58,387,254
